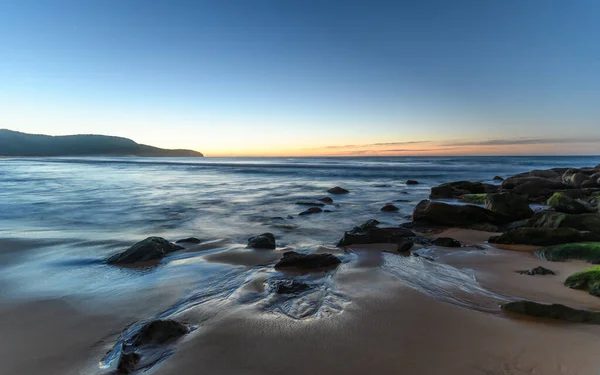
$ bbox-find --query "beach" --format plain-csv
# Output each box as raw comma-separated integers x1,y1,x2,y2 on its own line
1,156,600,375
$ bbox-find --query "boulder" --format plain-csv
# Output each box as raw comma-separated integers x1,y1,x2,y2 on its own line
501,176,567,197
433,237,461,247
318,197,334,204
489,228,600,246
547,192,593,214
413,200,509,231
133,320,189,346
535,242,600,262
107,237,183,265
175,237,202,244
493,176,504,181
458,194,488,204
406,180,419,185
117,352,141,374
267,279,312,294
484,192,534,221
248,233,276,249
397,238,414,252
526,211,600,233
295,201,325,207
328,186,349,194
562,169,590,187
429,181,498,199
564,266,600,296
516,266,555,276
501,300,600,324
582,179,600,188
274,251,341,270
337,219,415,246
299,207,323,215
381,204,399,212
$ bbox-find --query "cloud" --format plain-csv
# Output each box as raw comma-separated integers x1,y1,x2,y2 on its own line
307,140,432,150
445,137,600,147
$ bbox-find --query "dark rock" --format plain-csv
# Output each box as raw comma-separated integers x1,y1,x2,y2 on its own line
295,201,325,207
267,279,312,294
318,197,334,204
406,180,419,185
501,300,600,324
459,194,488,204
337,219,415,246
535,242,600,262
397,238,414,252
117,351,141,374
394,199,410,202
133,320,189,346
526,211,600,233
484,192,534,221
107,237,183,265
489,227,600,246
328,186,349,194
412,200,509,231
299,207,323,216
581,179,600,188
274,251,341,270
547,192,594,214
248,233,276,249
323,209,332,213
562,169,590,188
430,181,498,199
175,237,202,244
516,266,555,276
501,176,567,196
433,237,461,247
493,176,504,181
380,204,399,212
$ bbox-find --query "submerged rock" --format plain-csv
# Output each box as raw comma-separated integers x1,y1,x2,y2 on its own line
565,266,600,296
107,237,183,265
484,192,534,221
501,300,600,324
433,237,461,247
328,186,349,194
299,207,323,215
489,228,600,246
175,237,202,244
248,233,276,249
535,242,600,262
295,201,325,207
406,180,419,185
267,279,312,294
493,176,504,181
547,192,593,214
117,351,141,374
337,219,415,246
318,197,334,204
275,251,341,270
412,200,508,231
133,319,189,346
516,266,555,276
380,204,399,212
429,181,498,199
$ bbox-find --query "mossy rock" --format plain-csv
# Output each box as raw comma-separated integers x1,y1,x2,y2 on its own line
489,228,600,246
501,300,600,324
458,193,488,204
547,192,592,214
527,211,600,233
565,266,600,296
535,242,600,262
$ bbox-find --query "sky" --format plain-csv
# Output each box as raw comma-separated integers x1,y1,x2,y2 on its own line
0,0,599,156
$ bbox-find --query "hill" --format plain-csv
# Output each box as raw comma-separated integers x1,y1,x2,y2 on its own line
0,130,203,157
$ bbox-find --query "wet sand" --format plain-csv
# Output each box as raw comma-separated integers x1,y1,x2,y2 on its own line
2,232,600,375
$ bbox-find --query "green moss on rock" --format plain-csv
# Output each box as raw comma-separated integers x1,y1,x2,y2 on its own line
565,266,600,296
458,193,488,204
547,192,591,214
535,242,600,262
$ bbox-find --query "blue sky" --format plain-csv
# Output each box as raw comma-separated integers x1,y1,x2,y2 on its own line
1,0,599,155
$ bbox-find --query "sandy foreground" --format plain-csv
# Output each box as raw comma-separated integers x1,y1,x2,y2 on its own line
2,230,600,375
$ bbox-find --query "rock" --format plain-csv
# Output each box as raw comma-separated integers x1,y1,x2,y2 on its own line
328,186,349,194
484,192,534,221
412,200,509,231
516,266,555,275
295,201,325,207
564,266,600,296
429,181,498,199
501,300,600,324
397,238,414,252
117,351,141,374
133,320,189,346
596,164,600,170
175,237,202,244
248,233,276,249
547,192,593,214
563,169,591,187
535,242,600,262
318,197,334,204
337,219,415,246
581,179,600,188
107,237,183,265
493,176,504,181
299,207,323,215
323,209,332,213
267,279,312,294
274,251,341,270
406,180,419,185
458,193,488,204
433,237,461,247
526,211,600,233
501,176,567,198
380,204,399,212
489,228,600,246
